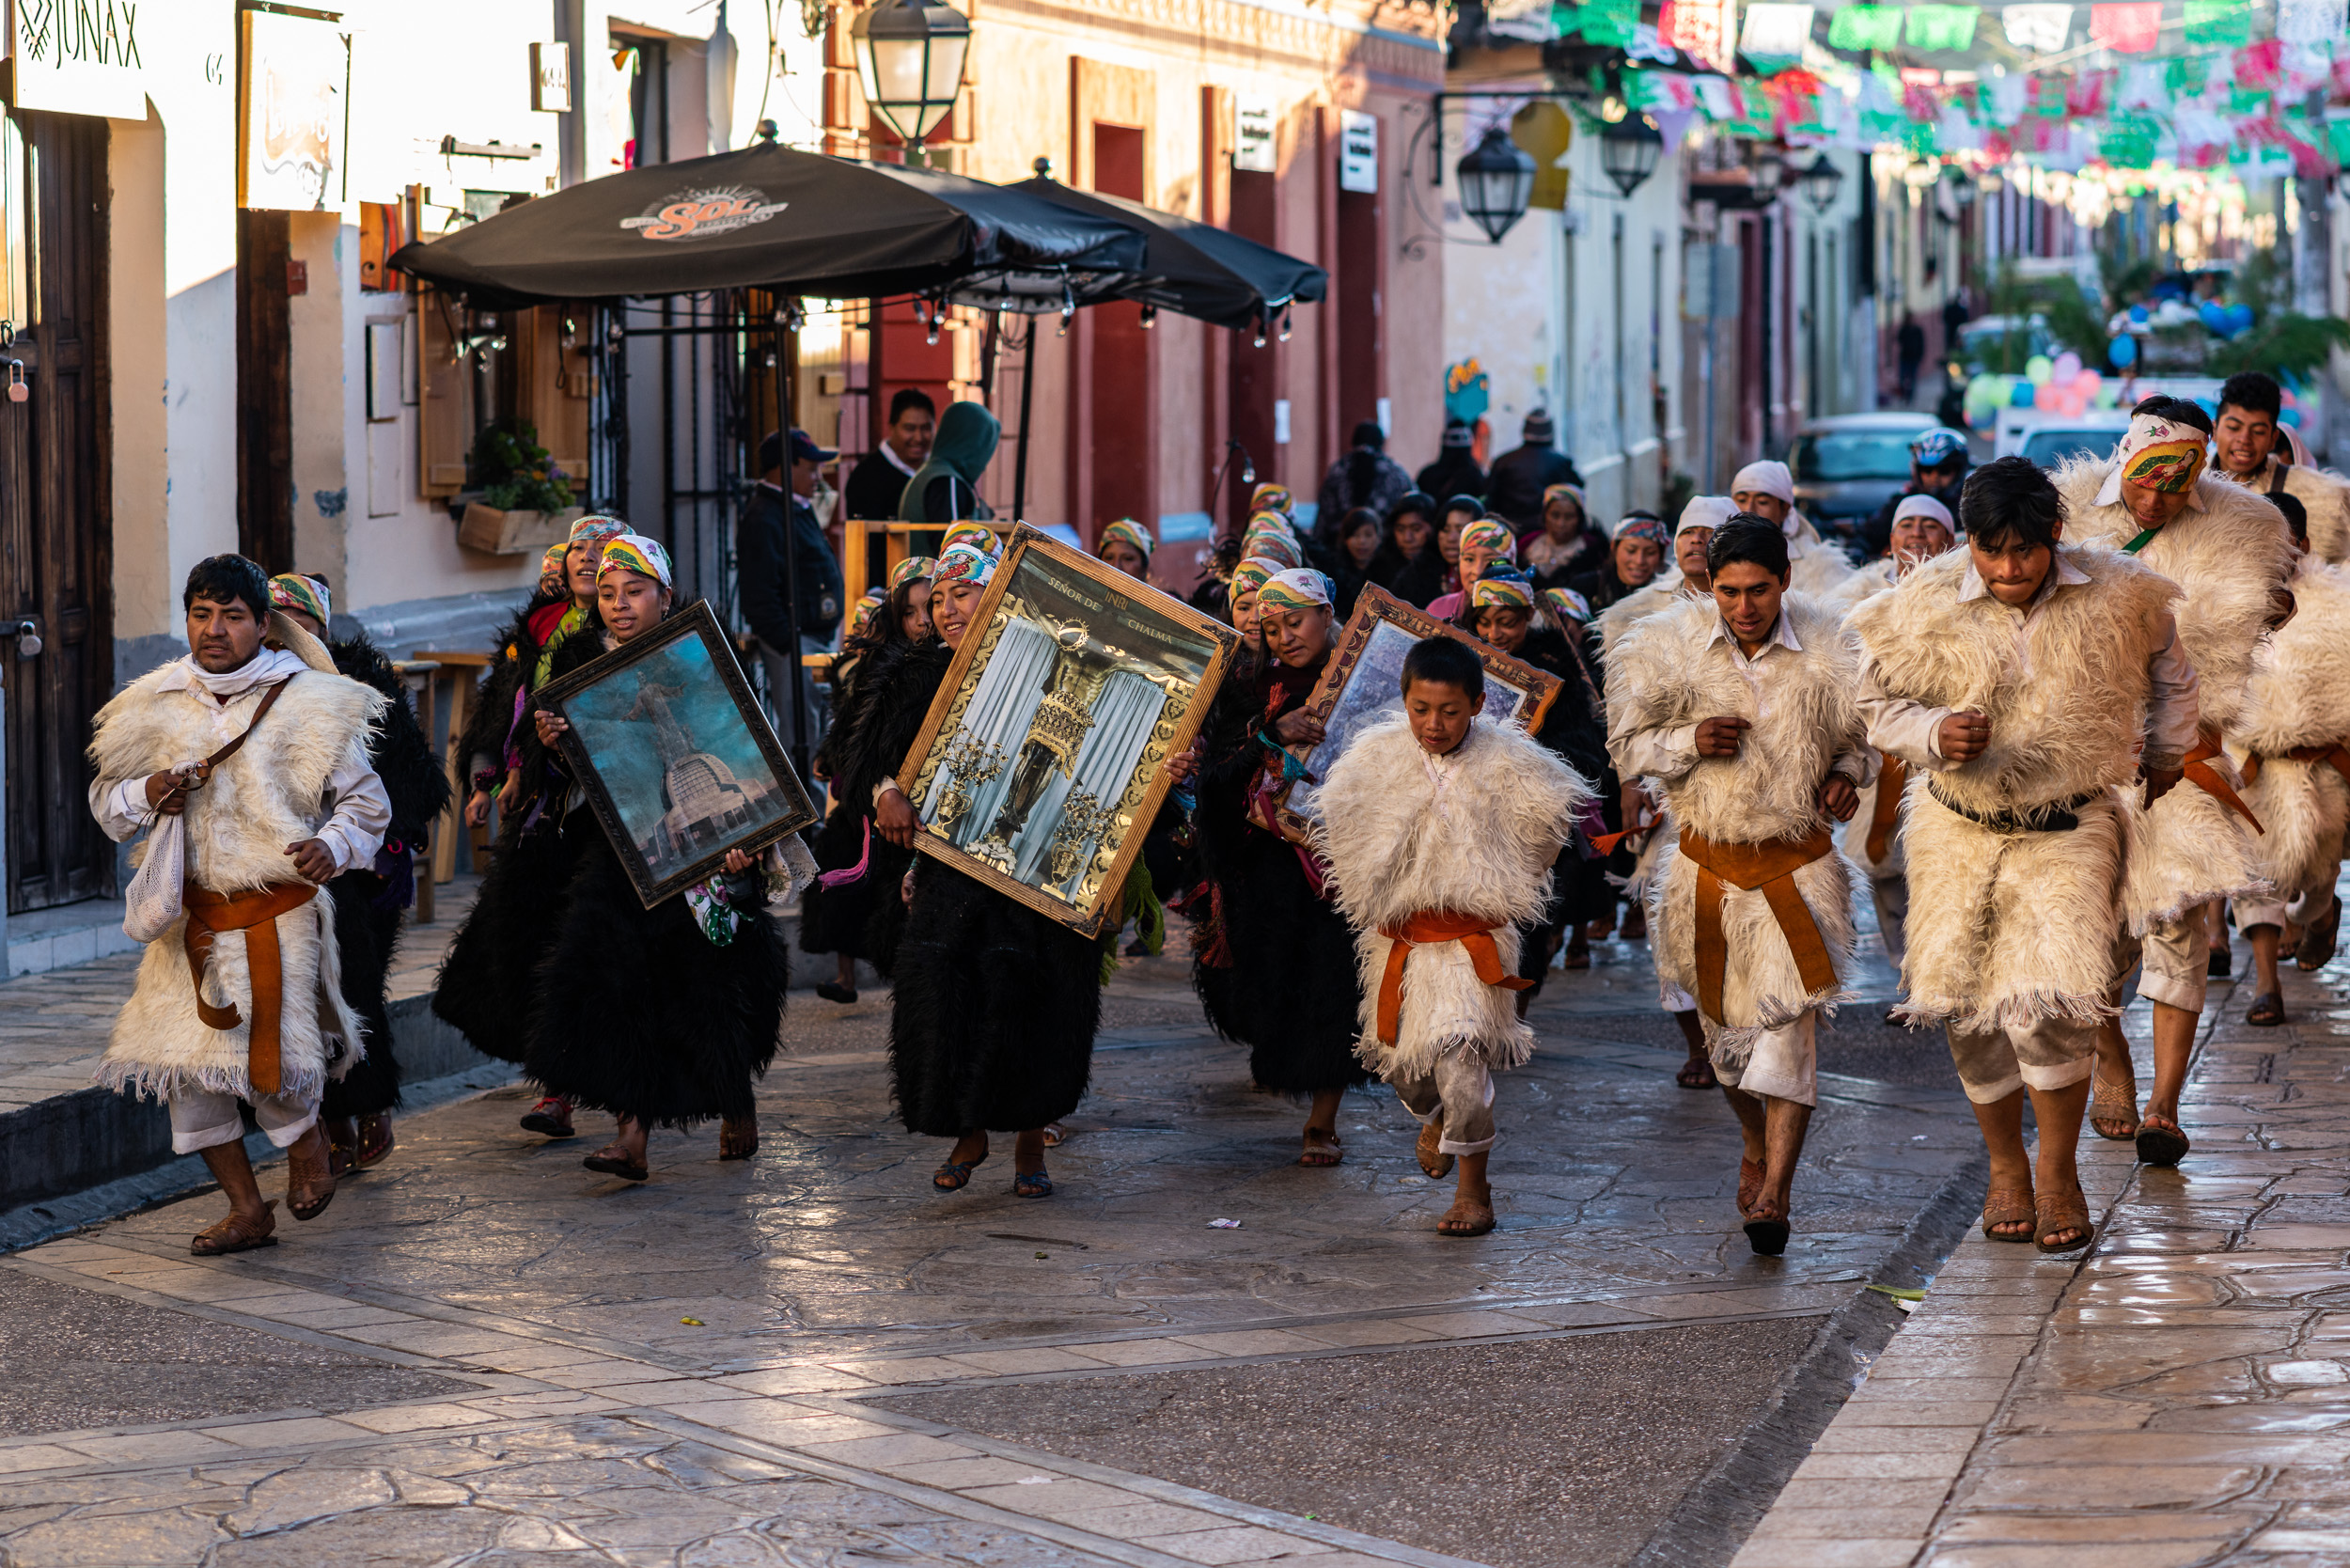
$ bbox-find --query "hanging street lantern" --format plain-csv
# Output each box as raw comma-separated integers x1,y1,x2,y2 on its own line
1600,113,1664,197
1456,125,1536,243
853,0,973,157
1800,152,1843,213
1749,148,1787,196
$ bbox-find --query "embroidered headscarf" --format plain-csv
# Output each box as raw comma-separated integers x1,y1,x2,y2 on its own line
889,555,937,590
570,512,629,550
1542,482,1587,519
1249,482,1295,519
939,521,996,556
1729,460,1796,505
932,541,996,589
268,572,331,625
1098,518,1154,562
540,541,572,584
2098,410,2208,501
847,593,885,639
1543,586,1592,624
600,533,673,586
1241,528,1303,569
1462,517,1518,560
1614,512,1670,545
1258,568,1333,612
1231,557,1282,600
1470,572,1535,610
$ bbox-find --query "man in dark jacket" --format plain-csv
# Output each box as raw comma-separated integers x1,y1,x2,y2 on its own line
1861,426,1969,557
739,428,846,760
1314,419,1412,546
1482,411,1583,529
844,389,937,520
1416,417,1485,501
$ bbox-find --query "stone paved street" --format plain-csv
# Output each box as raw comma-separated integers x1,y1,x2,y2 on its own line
0,917,1999,1568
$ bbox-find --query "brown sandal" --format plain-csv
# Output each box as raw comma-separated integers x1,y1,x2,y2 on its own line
2090,1065,2140,1142
285,1127,337,1222
2036,1184,2093,1252
192,1200,278,1256
353,1114,395,1169
1981,1185,2038,1243
718,1116,759,1161
1415,1120,1454,1180
1299,1128,1343,1167
2247,991,2285,1027
2296,896,2340,971
1737,1157,1765,1216
1437,1196,1496,1236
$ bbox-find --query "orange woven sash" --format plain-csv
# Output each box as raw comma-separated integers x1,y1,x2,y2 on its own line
1678,826,1838,1027
1865,753,1907,866
1374,911,1533,1045
183,881,319,1096
2183,727,2264,835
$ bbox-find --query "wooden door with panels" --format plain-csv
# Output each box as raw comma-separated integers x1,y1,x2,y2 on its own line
0,109,114,914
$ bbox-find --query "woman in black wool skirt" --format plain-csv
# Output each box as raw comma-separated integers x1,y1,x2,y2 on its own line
1448,571,1610,1004
866,541,1104,1199
1188,567,1366,1167
268,575,454,1175
432,515,631,1140
522,533,797,1182
802,557,934,1003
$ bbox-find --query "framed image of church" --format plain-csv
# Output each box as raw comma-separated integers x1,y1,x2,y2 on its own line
898,527,1241,936
537,600,820,907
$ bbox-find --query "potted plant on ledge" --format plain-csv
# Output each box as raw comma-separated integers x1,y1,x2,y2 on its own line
458,420,585,554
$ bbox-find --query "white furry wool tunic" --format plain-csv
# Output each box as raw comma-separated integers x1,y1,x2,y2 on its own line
2231,554,2350,899
87,667,384,1104
2056,461,2296,926
1314,717,1590,1080
1606,593,1865,1046
1831,559,1904,880
1848,546,2174,1031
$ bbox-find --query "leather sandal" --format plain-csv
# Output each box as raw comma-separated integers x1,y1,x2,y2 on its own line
324,1117,357,1179
1737,1157,1765,1217
2090,1065,2140,1142
718,1116,759,1161
932,1152,986,1190
1677,1056,1719,1090
2036,1183,2094,1252
1299,1128,1343,1167
1744,1200,1792,1258
583,1146,650,1182
2136,1112,2190,1168
353,1114,394,1169
1013,1166,1054,1199
520,1097,576,1137
192,1200,278,1256
2296,896,2340,971
1981,1185,2038,1243
2247,990,2286,1027
1415,1120,1455,1180
1437,1196,1496,1237
285,1127,336,1221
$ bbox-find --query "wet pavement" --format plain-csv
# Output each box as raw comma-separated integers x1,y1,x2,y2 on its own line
0,915,2007,1566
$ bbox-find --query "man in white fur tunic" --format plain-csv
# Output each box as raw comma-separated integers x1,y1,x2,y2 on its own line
1849,458,2199,1253
1730,458,1855,599
1316,636,1591,1239
2054,398,2297,1168
88,555,388,1256
1605,515,1872,1258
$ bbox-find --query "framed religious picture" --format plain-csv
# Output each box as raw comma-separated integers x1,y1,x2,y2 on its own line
1272,585,1561,844
536,600,821,908
897,526,1241,936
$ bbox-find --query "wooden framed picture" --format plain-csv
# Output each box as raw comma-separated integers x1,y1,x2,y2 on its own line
897,526,1241,936
537,600,821,908
1273,585,1561,844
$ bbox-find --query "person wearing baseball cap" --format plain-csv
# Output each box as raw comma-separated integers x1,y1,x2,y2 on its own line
2056,396,2297,1169
743,428,847,760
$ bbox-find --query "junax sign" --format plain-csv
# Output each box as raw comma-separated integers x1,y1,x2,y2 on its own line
9,0,149,119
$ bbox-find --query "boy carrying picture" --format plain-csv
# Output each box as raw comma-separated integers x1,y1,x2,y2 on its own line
1316,638,1593,1236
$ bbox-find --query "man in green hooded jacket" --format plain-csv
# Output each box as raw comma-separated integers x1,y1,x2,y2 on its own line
900,400,1001,524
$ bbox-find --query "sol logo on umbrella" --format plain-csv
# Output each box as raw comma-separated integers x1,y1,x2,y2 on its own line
621,185,790,241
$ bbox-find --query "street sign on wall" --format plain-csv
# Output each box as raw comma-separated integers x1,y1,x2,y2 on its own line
1339,110,1377,194
1234,92,1277,173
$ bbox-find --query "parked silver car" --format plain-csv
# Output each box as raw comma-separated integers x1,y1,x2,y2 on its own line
1788,412,1939,541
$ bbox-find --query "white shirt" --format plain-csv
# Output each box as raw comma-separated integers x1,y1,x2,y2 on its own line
1608,612,1875,787
1856,556,2201,775
90,656,392,875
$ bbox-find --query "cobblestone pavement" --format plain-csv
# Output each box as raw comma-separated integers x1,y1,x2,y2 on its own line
0,919,1997,1567
1738,933,2350,1568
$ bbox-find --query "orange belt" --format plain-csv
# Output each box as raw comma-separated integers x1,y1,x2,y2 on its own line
2240,740,2350,791
1865,753,1907,866
1679,826,1838,1027
1374,911,1533,1045
182,882,319,1096
2183,727,2264,835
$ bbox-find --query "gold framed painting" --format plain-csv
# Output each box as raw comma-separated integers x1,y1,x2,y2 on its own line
897,526,1241,935
1272,585,1562,844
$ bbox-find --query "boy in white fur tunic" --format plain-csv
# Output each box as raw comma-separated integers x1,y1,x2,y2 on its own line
1316,637,1591,1238
1849,459,2199,1252
1606,516,1872,1257
87,556,389,1256
2054,397,2297,1166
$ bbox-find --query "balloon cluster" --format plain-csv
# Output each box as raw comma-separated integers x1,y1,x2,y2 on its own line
1962,352,2120,429
2197,300,2257,340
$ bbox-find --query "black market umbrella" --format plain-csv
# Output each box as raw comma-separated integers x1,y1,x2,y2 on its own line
1009,176,1327,333
388,141,1145,308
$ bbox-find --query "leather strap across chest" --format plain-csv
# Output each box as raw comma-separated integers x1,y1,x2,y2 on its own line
2240,740,2350,791
182,881,319,1096
2183,727,2264,835
1678,826,1838,1027
1373,911,1533,1045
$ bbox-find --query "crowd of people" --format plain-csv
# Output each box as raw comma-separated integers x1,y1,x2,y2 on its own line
89,372,2347,1266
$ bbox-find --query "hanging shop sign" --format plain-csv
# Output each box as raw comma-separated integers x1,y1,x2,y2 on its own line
1234,91,1277,173
240,10,352,211
1339,109,1378,194
8,0,150,119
